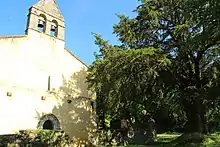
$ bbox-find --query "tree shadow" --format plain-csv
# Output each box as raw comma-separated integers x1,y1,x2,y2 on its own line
49,68,97,146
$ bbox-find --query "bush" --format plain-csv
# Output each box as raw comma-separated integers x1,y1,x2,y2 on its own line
1,130,72,146
89,129,126,146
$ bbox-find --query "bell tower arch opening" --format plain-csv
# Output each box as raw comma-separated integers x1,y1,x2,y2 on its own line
50,20,58,37
37,14,47,33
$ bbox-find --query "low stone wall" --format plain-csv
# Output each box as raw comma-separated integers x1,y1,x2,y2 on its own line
0,134,18,146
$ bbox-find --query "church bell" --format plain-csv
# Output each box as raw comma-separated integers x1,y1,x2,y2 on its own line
50,25,57,32
38,20,45,28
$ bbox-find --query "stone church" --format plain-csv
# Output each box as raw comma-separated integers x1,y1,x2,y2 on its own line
0,0,95,141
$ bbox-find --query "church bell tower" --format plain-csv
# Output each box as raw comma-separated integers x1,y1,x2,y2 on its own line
25,0,65,41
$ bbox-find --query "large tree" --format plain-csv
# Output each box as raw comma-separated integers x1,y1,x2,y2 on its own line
88,0,220,134
88,37,171,128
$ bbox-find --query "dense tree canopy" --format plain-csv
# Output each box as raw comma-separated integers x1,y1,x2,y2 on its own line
87,0,220,135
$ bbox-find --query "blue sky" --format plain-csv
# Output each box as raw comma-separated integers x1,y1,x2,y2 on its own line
0,0,140,65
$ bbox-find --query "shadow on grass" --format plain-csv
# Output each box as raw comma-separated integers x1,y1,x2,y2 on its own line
121,132,220,147
126,134,180,147
161,132,220,147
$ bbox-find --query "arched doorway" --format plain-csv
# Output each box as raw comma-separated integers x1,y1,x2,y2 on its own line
37,114,61,131
43,120,54,130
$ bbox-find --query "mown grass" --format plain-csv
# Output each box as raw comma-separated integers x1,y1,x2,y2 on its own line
123,133,180,147
125,132,220,147
200,132,220,147
156,134,180,143
5,132,220,147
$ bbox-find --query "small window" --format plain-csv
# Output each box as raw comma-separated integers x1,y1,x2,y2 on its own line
48,76,51,91
38,14,46,33
50,20,58,37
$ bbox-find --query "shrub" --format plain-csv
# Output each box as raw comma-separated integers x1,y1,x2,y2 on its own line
1,130,72,146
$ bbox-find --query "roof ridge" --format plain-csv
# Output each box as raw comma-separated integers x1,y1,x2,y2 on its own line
64,48,88,68
0,35,27,39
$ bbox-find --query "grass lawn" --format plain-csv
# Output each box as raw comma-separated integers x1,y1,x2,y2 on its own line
4,132,220,147
156,133,181,143
125,132,220,147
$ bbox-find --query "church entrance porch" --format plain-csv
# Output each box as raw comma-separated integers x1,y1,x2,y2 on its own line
37,114,61,131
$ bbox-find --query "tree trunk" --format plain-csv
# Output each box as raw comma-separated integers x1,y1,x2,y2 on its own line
182,99,207,133
96,89,107,130
185,107,203,133
200,105,209,134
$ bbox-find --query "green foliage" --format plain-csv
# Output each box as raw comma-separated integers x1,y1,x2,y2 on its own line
88,38,171,120
89,130,116,146
1,130,72,146
202,132,220,146
88,0,220,135
33,130,70,146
